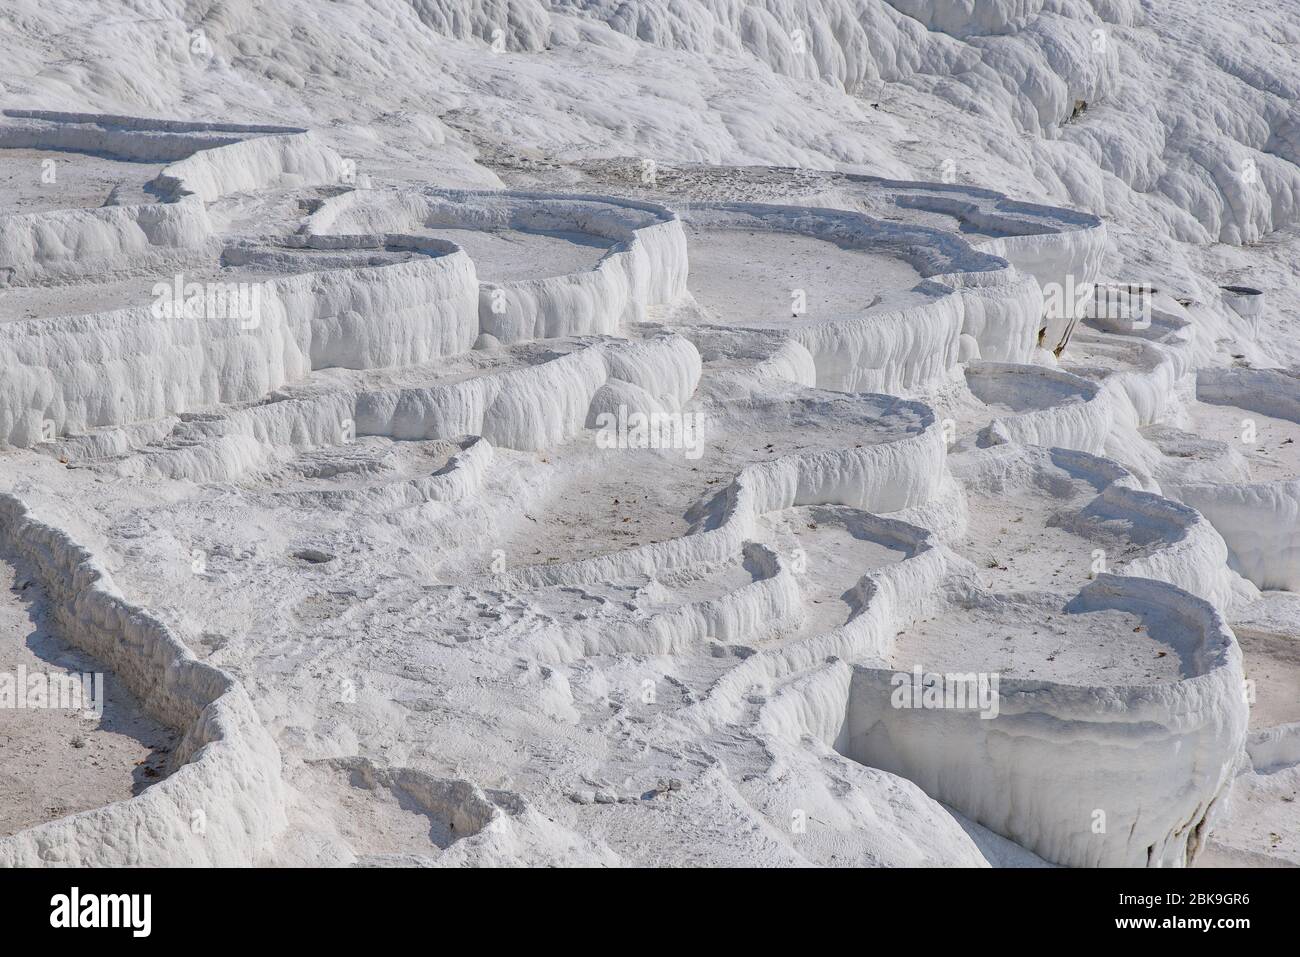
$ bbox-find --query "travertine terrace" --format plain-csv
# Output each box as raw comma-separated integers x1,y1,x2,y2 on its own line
0,0,1296,869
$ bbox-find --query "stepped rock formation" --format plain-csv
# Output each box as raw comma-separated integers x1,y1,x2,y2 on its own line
0,0,1296,868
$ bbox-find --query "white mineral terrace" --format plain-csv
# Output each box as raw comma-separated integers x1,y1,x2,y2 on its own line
0,0,1296,872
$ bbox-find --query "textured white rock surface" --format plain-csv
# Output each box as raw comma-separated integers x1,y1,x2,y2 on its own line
0,0,1296,869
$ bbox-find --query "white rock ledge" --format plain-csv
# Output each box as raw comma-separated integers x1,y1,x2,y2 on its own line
0,494,286,866
1173,367,1300,590
837,575,1248,867
305,187,689,343
0,111,347,280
